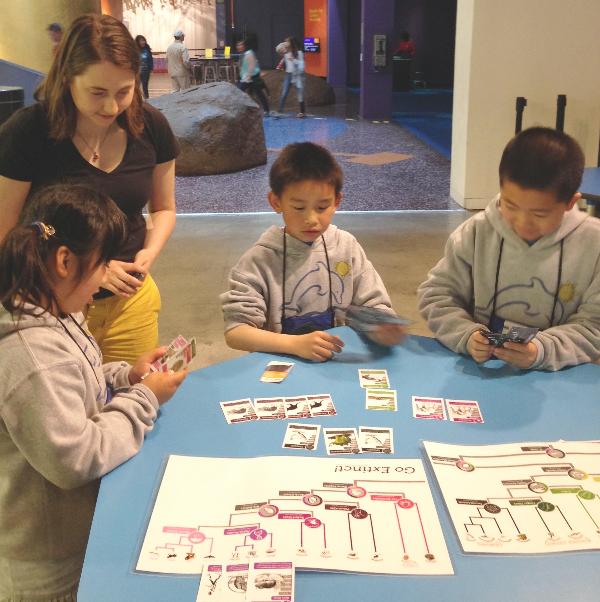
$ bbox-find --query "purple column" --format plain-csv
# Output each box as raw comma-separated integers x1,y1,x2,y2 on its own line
327,0,347,89
360,0,394,120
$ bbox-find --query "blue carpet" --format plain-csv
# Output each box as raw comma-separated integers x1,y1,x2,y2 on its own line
391,89,452,159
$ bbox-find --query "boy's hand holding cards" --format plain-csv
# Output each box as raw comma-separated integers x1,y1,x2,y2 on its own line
479,326,538,347
345,305,408,347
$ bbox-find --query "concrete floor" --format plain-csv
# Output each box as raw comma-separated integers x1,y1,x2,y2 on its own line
152,210,470,370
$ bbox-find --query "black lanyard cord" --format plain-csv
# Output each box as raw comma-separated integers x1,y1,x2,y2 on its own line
281,228,334,329
491,237,564,329
57,314,103,390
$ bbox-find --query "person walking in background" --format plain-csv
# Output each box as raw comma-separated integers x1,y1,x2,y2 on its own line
277,37,306,118
166,30,191,92
236,38,270,116
135,35,154,99
46,22,63,56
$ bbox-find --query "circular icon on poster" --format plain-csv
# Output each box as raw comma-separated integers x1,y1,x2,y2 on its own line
456,460,475,472
537,501,555,512
302,494,323,507
258,504,279,517
249,528,267,541
351,508,368,519
484,503,501,514
347,486,367,498
304,517,321,528
578,490,595,500
397,498,414,509
568,468,587,480
528,481,548,494
545,446,565,458
188,531,206,544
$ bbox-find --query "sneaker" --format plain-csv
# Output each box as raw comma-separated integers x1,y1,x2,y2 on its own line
296,112,306,119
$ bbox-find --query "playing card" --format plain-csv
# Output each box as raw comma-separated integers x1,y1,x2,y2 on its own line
196,561,224,601
254,397,286,420
323,428,360,455
358,426,394,454
283,396,311,419
345,305,409,333
282,423,321,450
480,326,538,347
246,561,295,602
306,394,337,417
365,388,397,411
150,335,196,372
412,396,446,420
358,369,390,389
506,325,538,344
220,398,258,424
445,399,484,423
260,361,294,383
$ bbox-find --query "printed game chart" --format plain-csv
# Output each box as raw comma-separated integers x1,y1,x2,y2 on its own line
424,440,600,554
136,455,453,576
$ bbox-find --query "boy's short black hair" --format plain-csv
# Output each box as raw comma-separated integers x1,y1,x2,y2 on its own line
269,142,343,197
499,127,584,202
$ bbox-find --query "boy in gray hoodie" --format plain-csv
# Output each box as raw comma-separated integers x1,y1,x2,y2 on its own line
418,127,600,371
220,142,405,361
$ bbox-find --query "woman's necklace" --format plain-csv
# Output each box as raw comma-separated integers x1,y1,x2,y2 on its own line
75,125,113,163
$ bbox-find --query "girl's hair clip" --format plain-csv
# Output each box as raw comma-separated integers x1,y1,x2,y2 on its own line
30,221,56,240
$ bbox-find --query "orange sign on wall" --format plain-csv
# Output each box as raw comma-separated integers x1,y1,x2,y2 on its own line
304,0,327,77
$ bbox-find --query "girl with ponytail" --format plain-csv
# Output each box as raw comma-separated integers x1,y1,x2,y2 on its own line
0,184,186,600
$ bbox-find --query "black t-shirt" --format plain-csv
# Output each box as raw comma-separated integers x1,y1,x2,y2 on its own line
0,103,180,262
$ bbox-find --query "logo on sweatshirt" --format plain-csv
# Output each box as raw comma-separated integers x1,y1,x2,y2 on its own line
559,282,575,303
335,261,350,278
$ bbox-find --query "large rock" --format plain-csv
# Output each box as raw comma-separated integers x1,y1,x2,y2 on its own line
149,82,267,176
261,69,335,109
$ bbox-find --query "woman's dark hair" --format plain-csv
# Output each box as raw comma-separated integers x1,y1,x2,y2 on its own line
286,36,300,58
135,35,151,51
499,127,585,202
35,14,144,140
0,184,126,317
270,142,343,196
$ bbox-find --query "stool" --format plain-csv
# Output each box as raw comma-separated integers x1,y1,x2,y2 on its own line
218,61,233,83
203,62,217,84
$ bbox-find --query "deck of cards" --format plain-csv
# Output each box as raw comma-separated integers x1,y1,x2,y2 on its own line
480,326,538,347
345,305,409,333
149,334,196,373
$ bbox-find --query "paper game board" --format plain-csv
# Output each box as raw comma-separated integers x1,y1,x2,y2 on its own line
136,455,453,575
424,440,600,554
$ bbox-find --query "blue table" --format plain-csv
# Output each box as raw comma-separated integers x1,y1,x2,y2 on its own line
78,328,600,601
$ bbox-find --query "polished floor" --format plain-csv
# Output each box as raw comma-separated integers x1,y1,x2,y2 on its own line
147,73,470,370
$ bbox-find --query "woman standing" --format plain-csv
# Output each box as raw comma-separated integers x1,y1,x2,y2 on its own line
0,14,180,364
135,34,154,99
277,36,306,118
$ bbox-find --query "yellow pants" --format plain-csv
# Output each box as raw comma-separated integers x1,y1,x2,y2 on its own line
86,274,161,365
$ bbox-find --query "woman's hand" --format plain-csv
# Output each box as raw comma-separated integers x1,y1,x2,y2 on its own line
134,248,158,272
102,260,146,298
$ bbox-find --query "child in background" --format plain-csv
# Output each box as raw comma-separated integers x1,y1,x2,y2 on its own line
418,127,600,371
220,142,405,361
0,185,186,600
277,37,306,118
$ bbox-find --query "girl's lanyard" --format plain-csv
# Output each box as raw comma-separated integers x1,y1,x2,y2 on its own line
58,314,109,402
280,228,335,335
489,237,563,330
